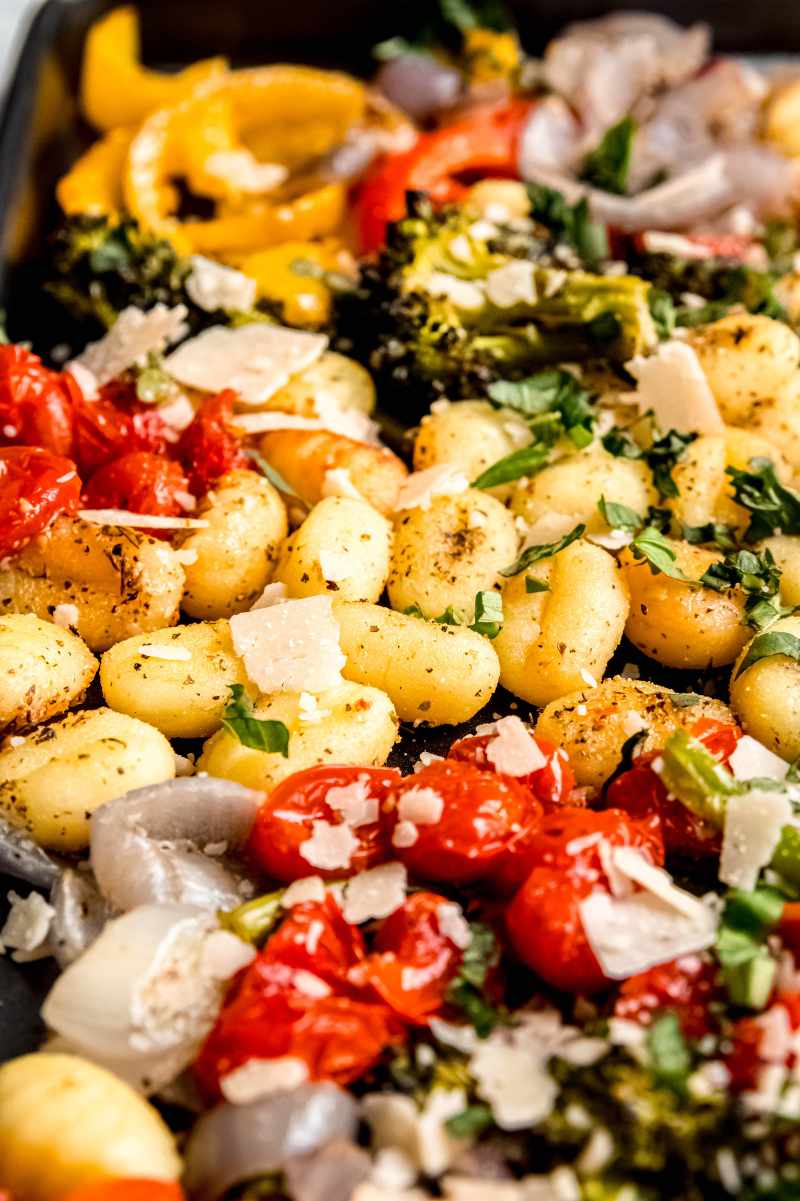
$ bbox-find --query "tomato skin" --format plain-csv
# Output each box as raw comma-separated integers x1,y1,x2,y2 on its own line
177,390,248,495
727,994,800,1091
259,895,366,991
388,759,543,887
356,99,533,252
357,891,463,1021
0,446,82,558
72,392,168,475
248,765,401,883
59,1183,185,1201
448,733,575,812
0,345,76,457
614,955,720,1039
83,451,189,516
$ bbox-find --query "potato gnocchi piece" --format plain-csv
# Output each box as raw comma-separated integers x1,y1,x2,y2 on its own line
413,399,530,499
688,312,800,425
100,621,248,740
510,448,656,534
177,469,288,620
493,539,629,707
760,534,800,606
198,680,398,791
730,613,800,762
275,496,392,603
0,707,174,852
0,516,185,653
620,540,749,669
536,676,735,790
746,375,800,471
0,614,97,733
0,1053,180,1201
667,429,791,532
259,428,407,515
264,351,376,416
335,600,500,725
387,490,518,618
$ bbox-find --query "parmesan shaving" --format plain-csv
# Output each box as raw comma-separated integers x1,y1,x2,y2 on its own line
728,735,790,783
229,595,345,694
321,467,365,501
185,256,257,314
73,304,189,386
325,775,378,828
78,509,209,530
719,789,792,891
626,340,725,436
282,876,326,908
485,260,537,308
250,581,289,610
137,644,192,662
579,886,717,979
299,819,359,871
220,1056,308,1104
52,603,79,629
342,862,408,925
486,716,546,777
397,787,444,826
394,464,470,512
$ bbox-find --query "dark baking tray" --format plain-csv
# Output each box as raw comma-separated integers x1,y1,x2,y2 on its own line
0,0,794,1061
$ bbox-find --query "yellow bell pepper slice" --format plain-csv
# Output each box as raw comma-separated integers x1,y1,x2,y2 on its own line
238,239,352,326
56,126,133,217
183,184,348,255
81,6,227,132
463,28,521,82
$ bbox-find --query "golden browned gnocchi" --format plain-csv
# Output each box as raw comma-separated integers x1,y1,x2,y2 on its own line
747,375,800,470
688,312,800,424
760,534,800,605
198,680,398,790
387,489,518,617
259,428,408,515
99,621,248,739
177,469,288,619
619,540,750,669
0,614,96,732
412,399,530,499
265,350,376,416
510,447,656,533
493,538,629,706
0,1053,180,1201
730,613,800,761
0,707,174,851
536,676,735,789
275,495,392,603
0,516,185,653
335,599,500,725
667,430,791,532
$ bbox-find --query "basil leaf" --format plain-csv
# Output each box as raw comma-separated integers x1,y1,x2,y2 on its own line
646,1012,691,1094
446,1104,495,1138
698,545,787,628
736,630,800,679
445,921,501,1038
404,602,425,619
602,427,695,499
581,116,637,196
727,457,800,542
500,523,585,577
681,521,738,551
527,185,609,265
598,495,643,533
649,288,676,340
630,527,692,581
525,575,550,593
222,684,290,756
470,590,503,638
487,369,595,449
434,605,465,627
472,442,551,489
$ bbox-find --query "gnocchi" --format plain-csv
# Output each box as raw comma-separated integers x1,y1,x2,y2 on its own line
0,614,97,732
688,312,800,424
275,495,392,603
412,399,530,499
730,613,800,761
265,350,376,417
259,428,408,515
667,429,791,532
510,448,656,533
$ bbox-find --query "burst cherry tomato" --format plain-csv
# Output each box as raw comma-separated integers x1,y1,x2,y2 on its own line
357,891,464,1022
82,451,190,517
60,1184,185,1201
614,955,720,1039
0,345,76,456
0,446,82,558
506,807,664,993
727,994,800,1091
72,390,169,475
448,732,575,811
248,766,401,883
261,895,366,990
387,760,543,887
177,389,248,495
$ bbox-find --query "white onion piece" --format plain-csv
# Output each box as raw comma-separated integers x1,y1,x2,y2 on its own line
0,813,60,889
285,1139,371,1201
49,869,108,967
721,144,800,217
90,777,264,912
517,96,581,176
376,53,462,123
183,1085,359,1201
42,904,244,1094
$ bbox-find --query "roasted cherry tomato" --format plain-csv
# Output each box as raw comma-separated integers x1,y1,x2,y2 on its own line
59,1183,185,1201
83,451,190,516
357,891,464,1022
356,99,533,252
506,807,664,993
72,390,169,475
0,445,82,558
261,895,366,991
387,759,543,887
448,732,575,812
0,345,76,457
248,765,401,883
727,994,800,1091
177,389,249,495
614,955,720,1039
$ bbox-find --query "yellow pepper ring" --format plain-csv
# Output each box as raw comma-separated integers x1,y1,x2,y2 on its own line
182,184,348,255
56,127,134,218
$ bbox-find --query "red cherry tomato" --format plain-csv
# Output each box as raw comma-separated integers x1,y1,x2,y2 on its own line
72,391,168,476
248,766,401,883
260,895,366,990
614,955,720,1039
356,99,533,252
357,891,463,1022
59,1184,185,1201
387,759,543,886
83,451,190,517
727,994,800,1091
0,446,81,558
506,807,664,993
0,345,76,456
177,390,249,495
448,732,575,812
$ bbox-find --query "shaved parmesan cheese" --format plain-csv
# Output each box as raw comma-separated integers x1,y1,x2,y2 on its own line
221,1055,308,1104
250,581,288,610
486,716,546,777
299,819,359,871
579,669,599,689
229,595,345,694
436,902,471,950
313,393,381,445
397,787,444,826
425,272,485,311
0,890,54,960
136,644,192,662
394,464,469,512
174,548,198,566
322,468,365,501
155,393,196,431
622,709,648,737
204,150,288,194
626,341,724,436
342,862,407,925
392,821,419,848
486,260,537,308
297,691,331,724
52,603,79,629
319,548,352,582
640,231,713,259
66,361,99,398
587,529,633,550
164,324,327,406
326,776,378,827
186,256,257,314
522,510,583,547
728,736,790,783
720,789,792,891
282,876,326,908
78,509,208,530
579,887,717,979
200,929,256,979
363,1088,468,1177
292,969,331,997
73,304,189,386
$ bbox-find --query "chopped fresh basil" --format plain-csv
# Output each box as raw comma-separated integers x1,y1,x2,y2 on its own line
487,369,595,448
446,1104,495,1138
222,684,290,756
581,116,637,196
500,523,585,577
629,527,692,581
598,496,643,533
681,521,739,551
727,458,800,542
472,442,551,489
736,630,800,679
470,590,503,638
527,185,609,265
446,921,502,1038
602,427,696,500
699,546,788,629
646,1012,691,1094
525,575,550,593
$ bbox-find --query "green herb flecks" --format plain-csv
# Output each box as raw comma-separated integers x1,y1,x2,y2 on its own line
581,117,637,196
222,684,290,756
500,523,585,577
